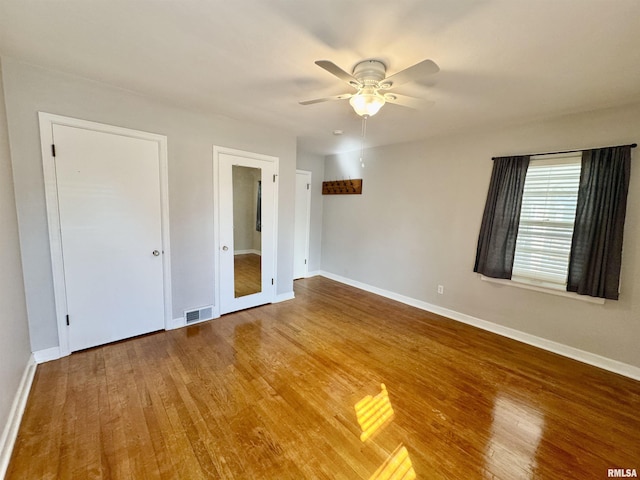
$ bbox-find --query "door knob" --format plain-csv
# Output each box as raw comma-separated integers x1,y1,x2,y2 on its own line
222,246,229,251
152,250,160,256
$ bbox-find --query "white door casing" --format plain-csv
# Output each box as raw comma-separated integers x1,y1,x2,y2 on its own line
213,146,278,316
293,170,311,279
40,113,172,356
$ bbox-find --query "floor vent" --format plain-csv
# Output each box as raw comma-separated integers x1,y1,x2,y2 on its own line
185,306,214,324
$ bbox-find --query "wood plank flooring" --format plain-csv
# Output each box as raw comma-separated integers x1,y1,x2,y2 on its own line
7,277,640,479
234,253,262,298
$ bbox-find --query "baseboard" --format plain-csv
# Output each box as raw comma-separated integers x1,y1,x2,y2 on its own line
0,355,37,479
274,291,295,303
168,317,186,330
33,346,61,364
306,270,322,278
234,249,261,256
319,271,640,382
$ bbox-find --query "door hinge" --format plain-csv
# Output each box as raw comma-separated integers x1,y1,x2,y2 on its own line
273,174,277,183
307,183,310,190
271,278,274,285
305,259,307,264
51,144,56,157
66,314,70,326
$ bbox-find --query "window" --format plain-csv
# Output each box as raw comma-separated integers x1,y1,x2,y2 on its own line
475,145,631,301
511,153,581,290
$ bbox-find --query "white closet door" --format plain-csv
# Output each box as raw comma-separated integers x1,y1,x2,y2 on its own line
54,124,165,351
293,170,311,279
216,150,277,315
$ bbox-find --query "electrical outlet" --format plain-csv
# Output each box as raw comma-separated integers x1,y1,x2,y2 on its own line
437,285,444,295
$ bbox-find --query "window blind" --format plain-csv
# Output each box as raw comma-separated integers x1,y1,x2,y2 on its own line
512,155,581,288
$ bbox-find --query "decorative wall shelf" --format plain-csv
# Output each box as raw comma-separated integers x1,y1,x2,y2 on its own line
322,179,363,195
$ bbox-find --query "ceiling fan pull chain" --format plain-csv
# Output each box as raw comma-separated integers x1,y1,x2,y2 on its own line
360,116,368,168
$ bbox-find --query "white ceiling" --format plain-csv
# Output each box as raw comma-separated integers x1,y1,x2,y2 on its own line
1,0,640,155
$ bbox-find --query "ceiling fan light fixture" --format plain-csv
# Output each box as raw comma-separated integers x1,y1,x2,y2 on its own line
349,88,386,117
301,58,439,117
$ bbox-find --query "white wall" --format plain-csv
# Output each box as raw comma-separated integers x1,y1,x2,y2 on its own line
2,57,296,352
0,60,32,448
322,102,640,368
296,149,324,273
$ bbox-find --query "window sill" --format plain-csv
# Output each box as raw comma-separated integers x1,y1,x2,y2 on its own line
480,275,605,304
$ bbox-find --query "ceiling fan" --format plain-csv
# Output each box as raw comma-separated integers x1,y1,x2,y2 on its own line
299,59,439,117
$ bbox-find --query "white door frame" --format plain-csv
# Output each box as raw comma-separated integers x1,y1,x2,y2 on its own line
39,112,173,357
294,169,312,279
212,146,279,317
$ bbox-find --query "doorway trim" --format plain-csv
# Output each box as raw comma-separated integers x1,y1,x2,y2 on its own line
39,112,172,357
212,146,279,318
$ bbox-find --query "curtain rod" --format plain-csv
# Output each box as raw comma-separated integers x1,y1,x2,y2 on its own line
492,143,637,160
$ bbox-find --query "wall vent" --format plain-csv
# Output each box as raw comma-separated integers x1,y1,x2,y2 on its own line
184,305,214,324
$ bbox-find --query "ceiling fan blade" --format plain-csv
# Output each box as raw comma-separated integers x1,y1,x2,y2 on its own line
383,59,439,88
315,60,361,87
299,93,353,105
383,93,434,109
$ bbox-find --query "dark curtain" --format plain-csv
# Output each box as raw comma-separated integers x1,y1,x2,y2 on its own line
256,180,262,232
567,146,631,300
474,156,530,279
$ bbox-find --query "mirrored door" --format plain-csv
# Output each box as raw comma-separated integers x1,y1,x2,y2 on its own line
232,165,262,297
216,149,277,315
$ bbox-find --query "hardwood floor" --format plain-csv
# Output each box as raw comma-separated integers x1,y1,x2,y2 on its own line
234,253,261,298
7,277,640,479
